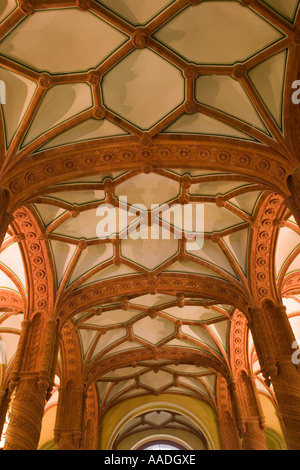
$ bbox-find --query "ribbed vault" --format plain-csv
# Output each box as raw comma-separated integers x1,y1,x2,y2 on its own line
0,0,300,451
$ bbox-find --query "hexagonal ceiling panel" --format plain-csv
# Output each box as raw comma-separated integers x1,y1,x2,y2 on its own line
263,0,300,22
98,0,176,26
0,9,128,73
72,292,231,413
0,1,17,23
154,1,283,64
102,49,184,130
30,170,262,293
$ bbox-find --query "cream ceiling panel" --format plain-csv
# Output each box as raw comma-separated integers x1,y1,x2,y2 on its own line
0,242,26,290
121,236,179,270
164,113,254,140
0,9,127,73
155,1,282,64
115,173,180,208
103,49,184,129
0,68,37,145
139,370,173,390
263,0,299,21
69,244,114,285
80,264,139,288
276,226,300,277
24,83,93,145
50,241,77,287
196,75,266,131
41,119,128,151
248,51,287,128
132,316,176,345
99,0,174,25
0,332,19,366
0,0,17,23
45,189,105,206
90,328,128,360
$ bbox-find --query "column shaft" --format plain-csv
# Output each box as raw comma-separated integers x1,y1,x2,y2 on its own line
54,382,85,450
3,317,59,450
228,375,267,450
3,378,47,450
250,301,300,450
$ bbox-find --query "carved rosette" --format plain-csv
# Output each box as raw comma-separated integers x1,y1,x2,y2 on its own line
228,311,268,449
2,208,60,450
250,193,284,304
3,143,291,209
13,207,54,318
0,289,23,312
86,346,229,387
58,274,249,325
230,310,248,373
83,384,99,450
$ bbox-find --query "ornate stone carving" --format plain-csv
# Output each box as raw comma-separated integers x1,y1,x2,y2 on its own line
3,142,292,210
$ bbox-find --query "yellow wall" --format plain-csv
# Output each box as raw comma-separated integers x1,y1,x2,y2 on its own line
259,394,285,438
38,405,57,450
100,394,221,450
118,428,206,450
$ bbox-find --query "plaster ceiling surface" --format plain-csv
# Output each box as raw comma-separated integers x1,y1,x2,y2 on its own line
112,408,208,449
0,0,300,447
0,0,297,154
276,215,300,285
75,295,230,414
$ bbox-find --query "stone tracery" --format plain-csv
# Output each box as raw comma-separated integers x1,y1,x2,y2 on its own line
0,0,299,450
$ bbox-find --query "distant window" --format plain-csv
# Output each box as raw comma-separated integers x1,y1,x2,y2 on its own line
144,444,182,450
138,440,186,451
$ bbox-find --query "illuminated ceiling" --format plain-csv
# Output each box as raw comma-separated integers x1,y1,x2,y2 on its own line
0,0,300,449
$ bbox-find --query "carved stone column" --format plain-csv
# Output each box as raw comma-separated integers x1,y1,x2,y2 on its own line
3,316,59,450
3,377,49,450
228,375,267,450
82,384,99,450
229,310,267,450
216,375,242,450
54,381,85,450
249,301,300,450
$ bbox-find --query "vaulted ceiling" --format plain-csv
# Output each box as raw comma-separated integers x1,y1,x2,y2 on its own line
0,0,300,449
